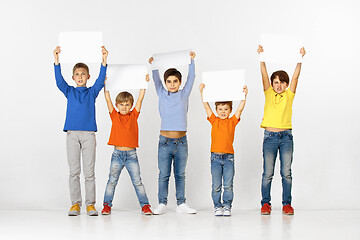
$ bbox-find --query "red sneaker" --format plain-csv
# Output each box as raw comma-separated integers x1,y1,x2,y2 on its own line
261,203,272,215
101,203,111,215
142,204,153,215
282,204,294,215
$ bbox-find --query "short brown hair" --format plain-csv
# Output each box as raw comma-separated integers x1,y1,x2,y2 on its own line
115,91,134,105
164,68,182,83
270,70,289,85
73,63,89,75
215,101,233,111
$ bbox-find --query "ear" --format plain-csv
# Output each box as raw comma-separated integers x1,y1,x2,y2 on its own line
72,76,75,81
87,74,90,80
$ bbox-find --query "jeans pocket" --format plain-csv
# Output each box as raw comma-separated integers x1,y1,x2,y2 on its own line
111,151,120,159
128,151,138,161
227,154,235,162
159,138,168,146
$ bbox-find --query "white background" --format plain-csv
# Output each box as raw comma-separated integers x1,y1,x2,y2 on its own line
0,0,359,211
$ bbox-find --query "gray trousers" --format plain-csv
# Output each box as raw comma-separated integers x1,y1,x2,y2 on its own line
66,131,96,207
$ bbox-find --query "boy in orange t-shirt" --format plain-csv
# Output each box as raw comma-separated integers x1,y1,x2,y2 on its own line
101,75,152,215
199,84,248,216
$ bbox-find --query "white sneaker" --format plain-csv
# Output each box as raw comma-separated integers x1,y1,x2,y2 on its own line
214,207,223,216
153,204,167,215
176,203,196,214
223,207,231,216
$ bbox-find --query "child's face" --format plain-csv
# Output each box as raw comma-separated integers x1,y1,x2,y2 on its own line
72,68,90,87
216,104,231,120
272,76,288,94
116,101,132,115
165,76,181,93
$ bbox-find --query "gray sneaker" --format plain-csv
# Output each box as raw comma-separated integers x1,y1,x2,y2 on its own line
223,207,231,216
214,207,223,216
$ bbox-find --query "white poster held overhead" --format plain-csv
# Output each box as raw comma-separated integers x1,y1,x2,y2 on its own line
59,32,103,63
202,69,245,102
260,34,304,63
151,50,191,70
106,64,148,91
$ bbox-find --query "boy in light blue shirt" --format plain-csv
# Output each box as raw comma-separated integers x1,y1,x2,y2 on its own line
149,52,196,214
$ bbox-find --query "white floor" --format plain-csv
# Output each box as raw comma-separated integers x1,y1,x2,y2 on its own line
0,209,358,240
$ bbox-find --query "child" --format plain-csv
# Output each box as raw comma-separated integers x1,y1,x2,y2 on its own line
53,46,108,216
101,75,152,215
148,52,196,214
257,45,306,215
199,83,248,216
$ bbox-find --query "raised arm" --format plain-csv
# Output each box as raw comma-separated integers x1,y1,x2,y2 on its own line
257,45,271,91
289,47,306,93
134,74,150,112
54,46,60,65
101,45,108,67
91,46,108,96
53,46,71,97
149,57,165,95
234,86,248,119
104,82,114,113
199,83,213,118
182,52,196,96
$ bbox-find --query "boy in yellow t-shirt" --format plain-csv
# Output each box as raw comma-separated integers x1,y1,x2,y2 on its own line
257,45,306,216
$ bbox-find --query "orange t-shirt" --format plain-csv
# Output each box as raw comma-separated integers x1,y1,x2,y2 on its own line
107,108,139,148
207,113,240,154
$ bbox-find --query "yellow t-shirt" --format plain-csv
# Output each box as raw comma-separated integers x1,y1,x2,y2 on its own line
260,87,295,129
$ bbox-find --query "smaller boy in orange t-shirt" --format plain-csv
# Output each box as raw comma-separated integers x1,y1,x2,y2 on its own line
199,83,248,216
101,74,152,216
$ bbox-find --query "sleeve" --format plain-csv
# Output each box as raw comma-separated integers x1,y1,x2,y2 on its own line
207,113,216,124
90,64,107,98
152,69,165,96
264,87,273,97
54,64,71,98
109,108,117,121
131,108,140,120
286,88,295,99
231,115,241,125
182,59,195,97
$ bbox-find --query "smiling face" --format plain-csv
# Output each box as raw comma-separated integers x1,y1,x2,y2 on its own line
216,103,232,120
272,76,288,94
116,101,132,115
72,68,90,87
165,76,181,93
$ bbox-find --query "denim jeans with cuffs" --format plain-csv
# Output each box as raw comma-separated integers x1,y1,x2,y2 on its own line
211,153,235,209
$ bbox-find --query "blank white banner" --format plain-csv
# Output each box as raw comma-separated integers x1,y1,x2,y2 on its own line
59,32,103,63
106,64,148,91
260,34,304,63
151,50,191,70
202,69,245,102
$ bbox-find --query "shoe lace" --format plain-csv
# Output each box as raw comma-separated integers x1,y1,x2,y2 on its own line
143,205,151,211
87,205,96,212
70,204,79,211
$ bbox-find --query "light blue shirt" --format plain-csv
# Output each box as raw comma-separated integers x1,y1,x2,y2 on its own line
152,59,195,131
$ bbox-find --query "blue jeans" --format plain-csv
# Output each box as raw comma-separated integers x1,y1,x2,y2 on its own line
211,153,235,209
158,135,188,205
103,149,149,207
261,130,294,206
